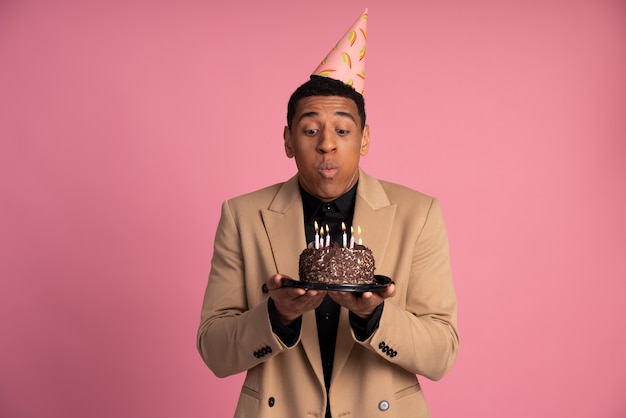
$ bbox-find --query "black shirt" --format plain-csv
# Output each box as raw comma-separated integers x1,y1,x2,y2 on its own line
301,183,358,401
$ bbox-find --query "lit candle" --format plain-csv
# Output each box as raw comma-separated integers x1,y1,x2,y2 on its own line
314,221,319,249
342,222,347,248
325,224,330,247
349,226,355,248
319,226,325,249
357,225,362,245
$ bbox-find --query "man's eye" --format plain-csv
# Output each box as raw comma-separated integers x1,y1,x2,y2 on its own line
336,129,349,135
304,129,318,135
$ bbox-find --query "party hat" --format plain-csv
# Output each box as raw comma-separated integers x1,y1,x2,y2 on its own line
312,9,368,95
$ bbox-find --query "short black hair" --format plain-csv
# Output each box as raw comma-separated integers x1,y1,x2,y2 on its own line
286,76,366,130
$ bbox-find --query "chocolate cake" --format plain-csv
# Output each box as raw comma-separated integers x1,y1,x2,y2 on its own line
298,242,376,285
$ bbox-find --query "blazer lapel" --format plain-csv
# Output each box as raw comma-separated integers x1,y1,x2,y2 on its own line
301,311,325,388
331,308,353,386
261,175,306,279
261,175,326,387
352,169,396,272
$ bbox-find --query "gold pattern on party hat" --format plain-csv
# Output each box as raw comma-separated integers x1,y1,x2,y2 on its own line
312,9,368,95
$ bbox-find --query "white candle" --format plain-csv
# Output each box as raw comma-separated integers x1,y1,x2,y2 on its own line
349,226,355,248
325,224,330,247
319,227,324,249
341,222,347,248
314,221,319,249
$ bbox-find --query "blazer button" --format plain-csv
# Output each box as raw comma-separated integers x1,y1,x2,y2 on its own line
379,341,386,349
378,400,390,411
268,397,275,407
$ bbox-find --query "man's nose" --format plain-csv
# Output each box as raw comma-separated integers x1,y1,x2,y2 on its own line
317,130,337,153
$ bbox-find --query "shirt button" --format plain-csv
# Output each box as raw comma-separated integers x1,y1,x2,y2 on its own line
268,397,275,407
324,312,330,320
378,400,390,411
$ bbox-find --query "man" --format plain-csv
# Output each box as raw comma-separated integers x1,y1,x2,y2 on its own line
197,10,458,417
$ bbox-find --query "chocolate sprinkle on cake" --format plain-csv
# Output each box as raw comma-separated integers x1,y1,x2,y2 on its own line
299,243,376,285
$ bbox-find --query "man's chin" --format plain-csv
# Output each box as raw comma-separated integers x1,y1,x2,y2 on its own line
315,185,347,201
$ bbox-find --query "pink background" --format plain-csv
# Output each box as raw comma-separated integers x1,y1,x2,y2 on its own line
1,0,625,417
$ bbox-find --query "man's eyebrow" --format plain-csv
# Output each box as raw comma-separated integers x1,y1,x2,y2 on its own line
297,111,319,123
335,111,357,123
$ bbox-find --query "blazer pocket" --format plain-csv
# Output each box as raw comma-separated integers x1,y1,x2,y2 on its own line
394,383,430,417
240,385,261,400
235,386,263,418
394,382,421,400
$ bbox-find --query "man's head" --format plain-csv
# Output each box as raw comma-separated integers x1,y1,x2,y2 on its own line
284,76,370,202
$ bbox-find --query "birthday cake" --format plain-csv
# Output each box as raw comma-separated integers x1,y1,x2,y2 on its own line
298,242,376,285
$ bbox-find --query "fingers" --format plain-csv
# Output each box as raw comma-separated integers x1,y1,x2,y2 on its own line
266,274,328,299
274,290,325,324
264,274,286,292
292,291,326,311
380,283,396,299
328,284,396,319
265,275,327,323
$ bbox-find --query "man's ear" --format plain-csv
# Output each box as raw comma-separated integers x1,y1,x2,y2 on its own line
284,126,294,158
360,125,370,156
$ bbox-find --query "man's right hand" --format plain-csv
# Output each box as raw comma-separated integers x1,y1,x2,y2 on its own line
266,274,327,325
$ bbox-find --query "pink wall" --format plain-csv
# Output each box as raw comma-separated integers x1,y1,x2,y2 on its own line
1,1,625,417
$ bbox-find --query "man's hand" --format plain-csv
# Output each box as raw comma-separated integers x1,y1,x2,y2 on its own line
329,283,396,319
266,274,327,325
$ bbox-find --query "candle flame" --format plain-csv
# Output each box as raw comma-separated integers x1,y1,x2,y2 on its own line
325,224,329,233
341,222,346,232
314,220,319,232
357,225,362,235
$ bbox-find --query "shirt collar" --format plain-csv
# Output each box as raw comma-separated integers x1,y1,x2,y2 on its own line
300,182,358,224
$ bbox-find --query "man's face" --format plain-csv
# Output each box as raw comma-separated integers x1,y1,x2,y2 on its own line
284,96,370,202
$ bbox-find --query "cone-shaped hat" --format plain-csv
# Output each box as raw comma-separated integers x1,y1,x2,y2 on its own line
312,9,368,95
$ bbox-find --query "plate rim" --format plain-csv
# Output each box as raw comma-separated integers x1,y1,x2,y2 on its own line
281,274,393,293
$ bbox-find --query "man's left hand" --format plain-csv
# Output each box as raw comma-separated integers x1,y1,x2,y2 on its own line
328,283,396,319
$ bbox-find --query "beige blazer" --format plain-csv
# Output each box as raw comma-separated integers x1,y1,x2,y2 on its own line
198,169,459,417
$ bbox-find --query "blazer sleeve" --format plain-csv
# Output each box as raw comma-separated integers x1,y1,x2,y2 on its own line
363,197,459,381
196,199,294,378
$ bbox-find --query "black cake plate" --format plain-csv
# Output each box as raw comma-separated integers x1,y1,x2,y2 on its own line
281,275,394,293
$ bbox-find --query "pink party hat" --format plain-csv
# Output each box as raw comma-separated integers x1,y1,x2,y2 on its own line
312,8,368,95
